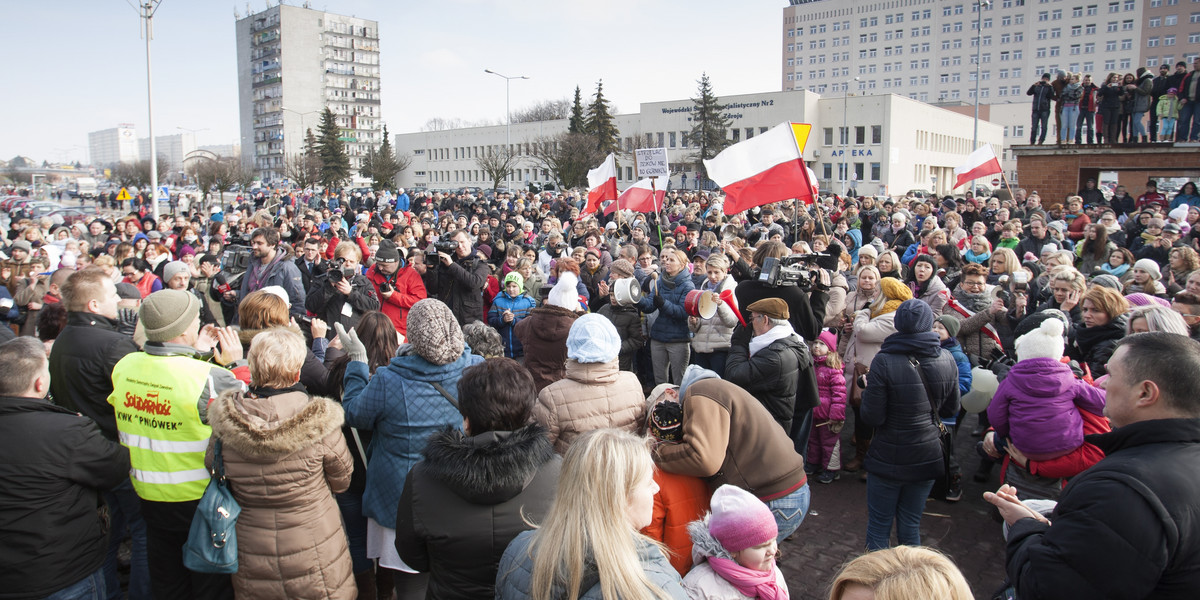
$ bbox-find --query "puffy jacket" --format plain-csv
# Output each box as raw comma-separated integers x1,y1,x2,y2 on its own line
514,305,578,391
862,331,961,482
207,389,355,600
365,264,427,338
598,303,646,372
533,359,646,454
642,269,695,343
0,396,129,599
488,291,536,358
725,331,809,432
642,471,711,577
988,357,1107,461
845,310,897,371
396,425,560,600
341,347,484,528
1132,72,1154,113
943,339,973,398
813,357,848,422
48,311,139,440
1097,82,1124,110
1028,81,1056,112
305,271,380,335
688,276,738,354
912,276,949,315
426,255,490,325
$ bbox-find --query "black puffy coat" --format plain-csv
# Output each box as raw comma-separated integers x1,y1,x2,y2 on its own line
1005,418,1200,599
304,271,381,336
726,332,810,433
862,331,961,482
427,255,491,325
395,424,561,600
0,396,129,599
48,311,139,440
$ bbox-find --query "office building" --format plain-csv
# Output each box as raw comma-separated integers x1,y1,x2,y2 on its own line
87,124,139,168
138,132,197,176
234,4,382,183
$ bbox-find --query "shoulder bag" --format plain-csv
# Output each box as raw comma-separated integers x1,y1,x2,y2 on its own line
909,356,953,491
183,439,241,574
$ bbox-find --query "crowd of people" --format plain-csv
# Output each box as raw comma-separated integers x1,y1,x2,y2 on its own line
3,178,1200,600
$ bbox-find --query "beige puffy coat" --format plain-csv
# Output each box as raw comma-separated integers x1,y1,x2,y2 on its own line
207,389,355,600
533,359,646,454
689,275,738,354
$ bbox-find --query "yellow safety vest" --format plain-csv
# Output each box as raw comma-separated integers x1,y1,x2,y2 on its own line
108,352,215,502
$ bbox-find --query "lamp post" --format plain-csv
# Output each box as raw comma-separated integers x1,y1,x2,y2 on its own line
842,77,861,197
483,69,530,157
972,0,992,196
130,0,164,221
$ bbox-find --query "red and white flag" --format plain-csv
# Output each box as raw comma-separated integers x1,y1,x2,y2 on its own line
703,122,816,215
604,178,666,215
953,145,1003,190
583,153,618,215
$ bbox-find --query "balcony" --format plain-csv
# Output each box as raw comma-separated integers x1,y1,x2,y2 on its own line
252,75,282,88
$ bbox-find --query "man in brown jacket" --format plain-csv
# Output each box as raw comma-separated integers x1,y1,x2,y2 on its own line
653,365,810,541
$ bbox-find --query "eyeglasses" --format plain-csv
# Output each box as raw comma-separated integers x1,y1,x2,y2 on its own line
962,280,986,289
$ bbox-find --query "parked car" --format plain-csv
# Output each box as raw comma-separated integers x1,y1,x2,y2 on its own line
47,206,99,227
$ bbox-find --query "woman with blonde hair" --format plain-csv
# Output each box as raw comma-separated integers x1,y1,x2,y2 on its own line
828,546,973,600
496,428,687,600
987,247,1020,285
876,250,904,281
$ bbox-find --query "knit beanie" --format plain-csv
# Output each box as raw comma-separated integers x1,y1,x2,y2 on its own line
646,383,683,443
140,289,200,342
816,329,838,353
406,299,465,365
1015,317,1066,361
375,239,401,264
566,314,621,363
708,485,778,554
880,277,912,302
609,258,635,280
934,313,961,339
547,272,582,311
1125,292,1171,308
163,261,189,285
893,299,935,334
503,271,524,294
1133,258,1162,281
1090,274,1122,291
1013,309,1072,342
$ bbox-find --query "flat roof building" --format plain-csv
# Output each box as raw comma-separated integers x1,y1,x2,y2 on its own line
87,125,139,168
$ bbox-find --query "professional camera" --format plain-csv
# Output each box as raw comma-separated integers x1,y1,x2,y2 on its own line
327,257,357,284
758,252,836,289
218,246,252,292
427,240,460,255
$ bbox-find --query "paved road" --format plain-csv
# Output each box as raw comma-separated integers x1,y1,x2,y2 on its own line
778,413,1008,600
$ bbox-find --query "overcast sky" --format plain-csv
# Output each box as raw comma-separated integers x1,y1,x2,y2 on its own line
4,0,784,164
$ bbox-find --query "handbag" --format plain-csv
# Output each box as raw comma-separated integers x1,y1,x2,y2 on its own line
909,357,953,495
183,439,241,574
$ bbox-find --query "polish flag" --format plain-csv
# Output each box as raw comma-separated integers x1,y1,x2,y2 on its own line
583,153,618,215
953,145,1003,190
604,178,666,215
703,122,816,215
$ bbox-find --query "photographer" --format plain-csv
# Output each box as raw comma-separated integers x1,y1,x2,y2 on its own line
306,242,379,337
426,229,490,326
1028,73,1057,145
365,239,426,338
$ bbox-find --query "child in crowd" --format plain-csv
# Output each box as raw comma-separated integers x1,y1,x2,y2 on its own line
963,235,992,265
807,330,846,484
598,259,647,372
487,272,535,359
683,485,789,600
1159,88,1180,141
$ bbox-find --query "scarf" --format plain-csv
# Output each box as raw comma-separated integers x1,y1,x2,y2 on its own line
707,557,789,600
953,287,992,313
749,323,795,357
870,295,904,319
1100,262,1130,278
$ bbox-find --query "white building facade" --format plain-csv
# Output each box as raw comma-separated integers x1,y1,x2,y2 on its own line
138,133,197,176
393,90,1004,198
87,125,139,168
234,5,382,184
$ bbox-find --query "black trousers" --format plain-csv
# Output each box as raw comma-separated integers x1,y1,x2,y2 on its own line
141,499,234,600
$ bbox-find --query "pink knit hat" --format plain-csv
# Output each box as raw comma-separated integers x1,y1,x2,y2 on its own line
708,485,777,553
816,329,838,353
1125,292,1171,308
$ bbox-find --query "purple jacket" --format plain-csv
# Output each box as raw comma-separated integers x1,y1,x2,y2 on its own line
987,357,1106,460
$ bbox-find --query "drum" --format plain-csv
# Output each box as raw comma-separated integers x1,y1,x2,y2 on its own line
612,278,643,307
684,289,718,319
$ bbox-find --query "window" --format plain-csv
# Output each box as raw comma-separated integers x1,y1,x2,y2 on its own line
1165,14,1177,25
824,127,834,146
872,125,882,144
1191,32,1200,43
1164,35,1175,46
1038,11,1049,20
1109,2,1120,12
1150,17,1162,27
1123,0,1134,10
856,126,866,144
1051,9,1062,19
1051,27,1061,38
1085,42,1096,52
1072,25,1082,36
1086,24,1097,34
1106,40,1118,51
1074,6,1084,17
1071,44,1081,54
1107,21,1119,32
1121,38,1133,49
1050,46,1061,56
1149,36,1160,47
1120,58,1131,69
1122,19,1134,30
822,163,833,180
1087,5,1098,16
870,163,881,181
1038,29,1048,39
1105,59,1116,70
669,132,676,148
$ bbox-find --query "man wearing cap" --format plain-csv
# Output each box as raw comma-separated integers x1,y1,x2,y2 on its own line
366,239,426,338
726,298,812,435
109,289,248,599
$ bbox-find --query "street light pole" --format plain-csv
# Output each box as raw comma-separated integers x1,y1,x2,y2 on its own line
132,0,164,221
972,0,991,196
842,77,861,198
484,69,530,158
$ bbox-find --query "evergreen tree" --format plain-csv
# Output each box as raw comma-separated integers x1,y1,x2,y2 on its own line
368,125,403,191
585,80,620,156
315,107,351,188
568,86,586,134
303,128,321,159
689,73,731,180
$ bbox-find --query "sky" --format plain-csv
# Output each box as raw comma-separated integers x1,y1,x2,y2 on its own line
3,0,784,165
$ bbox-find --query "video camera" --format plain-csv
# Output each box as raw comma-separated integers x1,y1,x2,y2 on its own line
758,253,836,289
327,257,359,284
218,246,253,293
426,240,460,256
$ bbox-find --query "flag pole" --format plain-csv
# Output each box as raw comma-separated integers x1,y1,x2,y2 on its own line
651,176,664,248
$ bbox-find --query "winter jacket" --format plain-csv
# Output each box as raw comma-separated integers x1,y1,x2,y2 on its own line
426,255,490,325
1004,418,1200,600
488,291,536,358
365,264,427,338
912,276,949,315
725,330,810,432
1028,81,1056,112
812,356,848,423
845,310,897,370
1097,82,1124,110
943,339,973,398
47,311,139,440
654,376,807,502
207,388,355,600
988,357,1107,461
396,425,560,600
689,276,738,354
533,359,646,454
305,271,380,336
341,347,484,529
862,331,961,482
0,396,129,600
579,264,610,313
514,305,578,391
643,471,711,577
732,279,829,344
681,520,789,600
495,529,688,600
641,269,695,343
598,303,645,372
1070,315,1127,378
1132,72,1154,113
238,246,307,320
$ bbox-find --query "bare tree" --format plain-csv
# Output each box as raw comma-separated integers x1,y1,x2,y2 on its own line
511,98,571,123
476,148,520,191
286,152,322,191
527,132,605,190
421,117,497,132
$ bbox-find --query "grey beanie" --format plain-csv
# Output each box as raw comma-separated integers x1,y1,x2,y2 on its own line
1091,274,1122,291
140,289,200,342
406,298,465,365
163,261,189,285
10,240,31,254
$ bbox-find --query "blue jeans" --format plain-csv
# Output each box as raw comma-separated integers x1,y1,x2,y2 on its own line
690,349,728,377
1076,110,1096,143
865,474,935,551
1131,111,1148,138
102,479,150,600
43,566,105,600
1062,105,1080,142
336,490,372,574
1180,101,1200,142
766,483,810,542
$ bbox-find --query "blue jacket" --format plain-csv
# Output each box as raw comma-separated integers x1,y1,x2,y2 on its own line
395,192,411,212
488,292,536,358
341,347,485,528
1169,193,1200,211
941,338,973,427
637,269,695,343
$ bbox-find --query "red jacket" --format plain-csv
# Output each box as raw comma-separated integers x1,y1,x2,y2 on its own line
365,263,426,338
1065,212,1091,241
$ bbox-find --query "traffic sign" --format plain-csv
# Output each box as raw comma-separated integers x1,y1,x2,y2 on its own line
116,188,131,201
158,185,170,200
991,178,1000,186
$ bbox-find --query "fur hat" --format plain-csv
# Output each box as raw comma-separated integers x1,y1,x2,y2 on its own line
708,485,778,554
547,272,582,311
566,314,621,363
1133,258,1162,281
140,289,200,342
747,297,789,320
934,313,961,339
406,299,465,365
1015,317,1066,361
163,261,189,285
893,299,934,334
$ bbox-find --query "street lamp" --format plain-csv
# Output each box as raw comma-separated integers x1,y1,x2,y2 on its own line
842,77,861,198
129,0,163,221
483,69,530,158
972,0,992,196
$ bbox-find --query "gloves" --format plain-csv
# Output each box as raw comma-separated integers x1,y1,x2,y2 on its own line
653,294,665,309
829,420,845,434
335,322,368,364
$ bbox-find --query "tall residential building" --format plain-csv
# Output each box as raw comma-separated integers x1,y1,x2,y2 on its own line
138,132,196,176
1140,0,1200,69
87,124,139,168
234,4,382,184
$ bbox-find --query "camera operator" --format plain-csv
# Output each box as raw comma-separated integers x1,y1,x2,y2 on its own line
305,241,379,337
193,253,229,326
427,229,490,325
223,227,306,321
365,239,426,338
